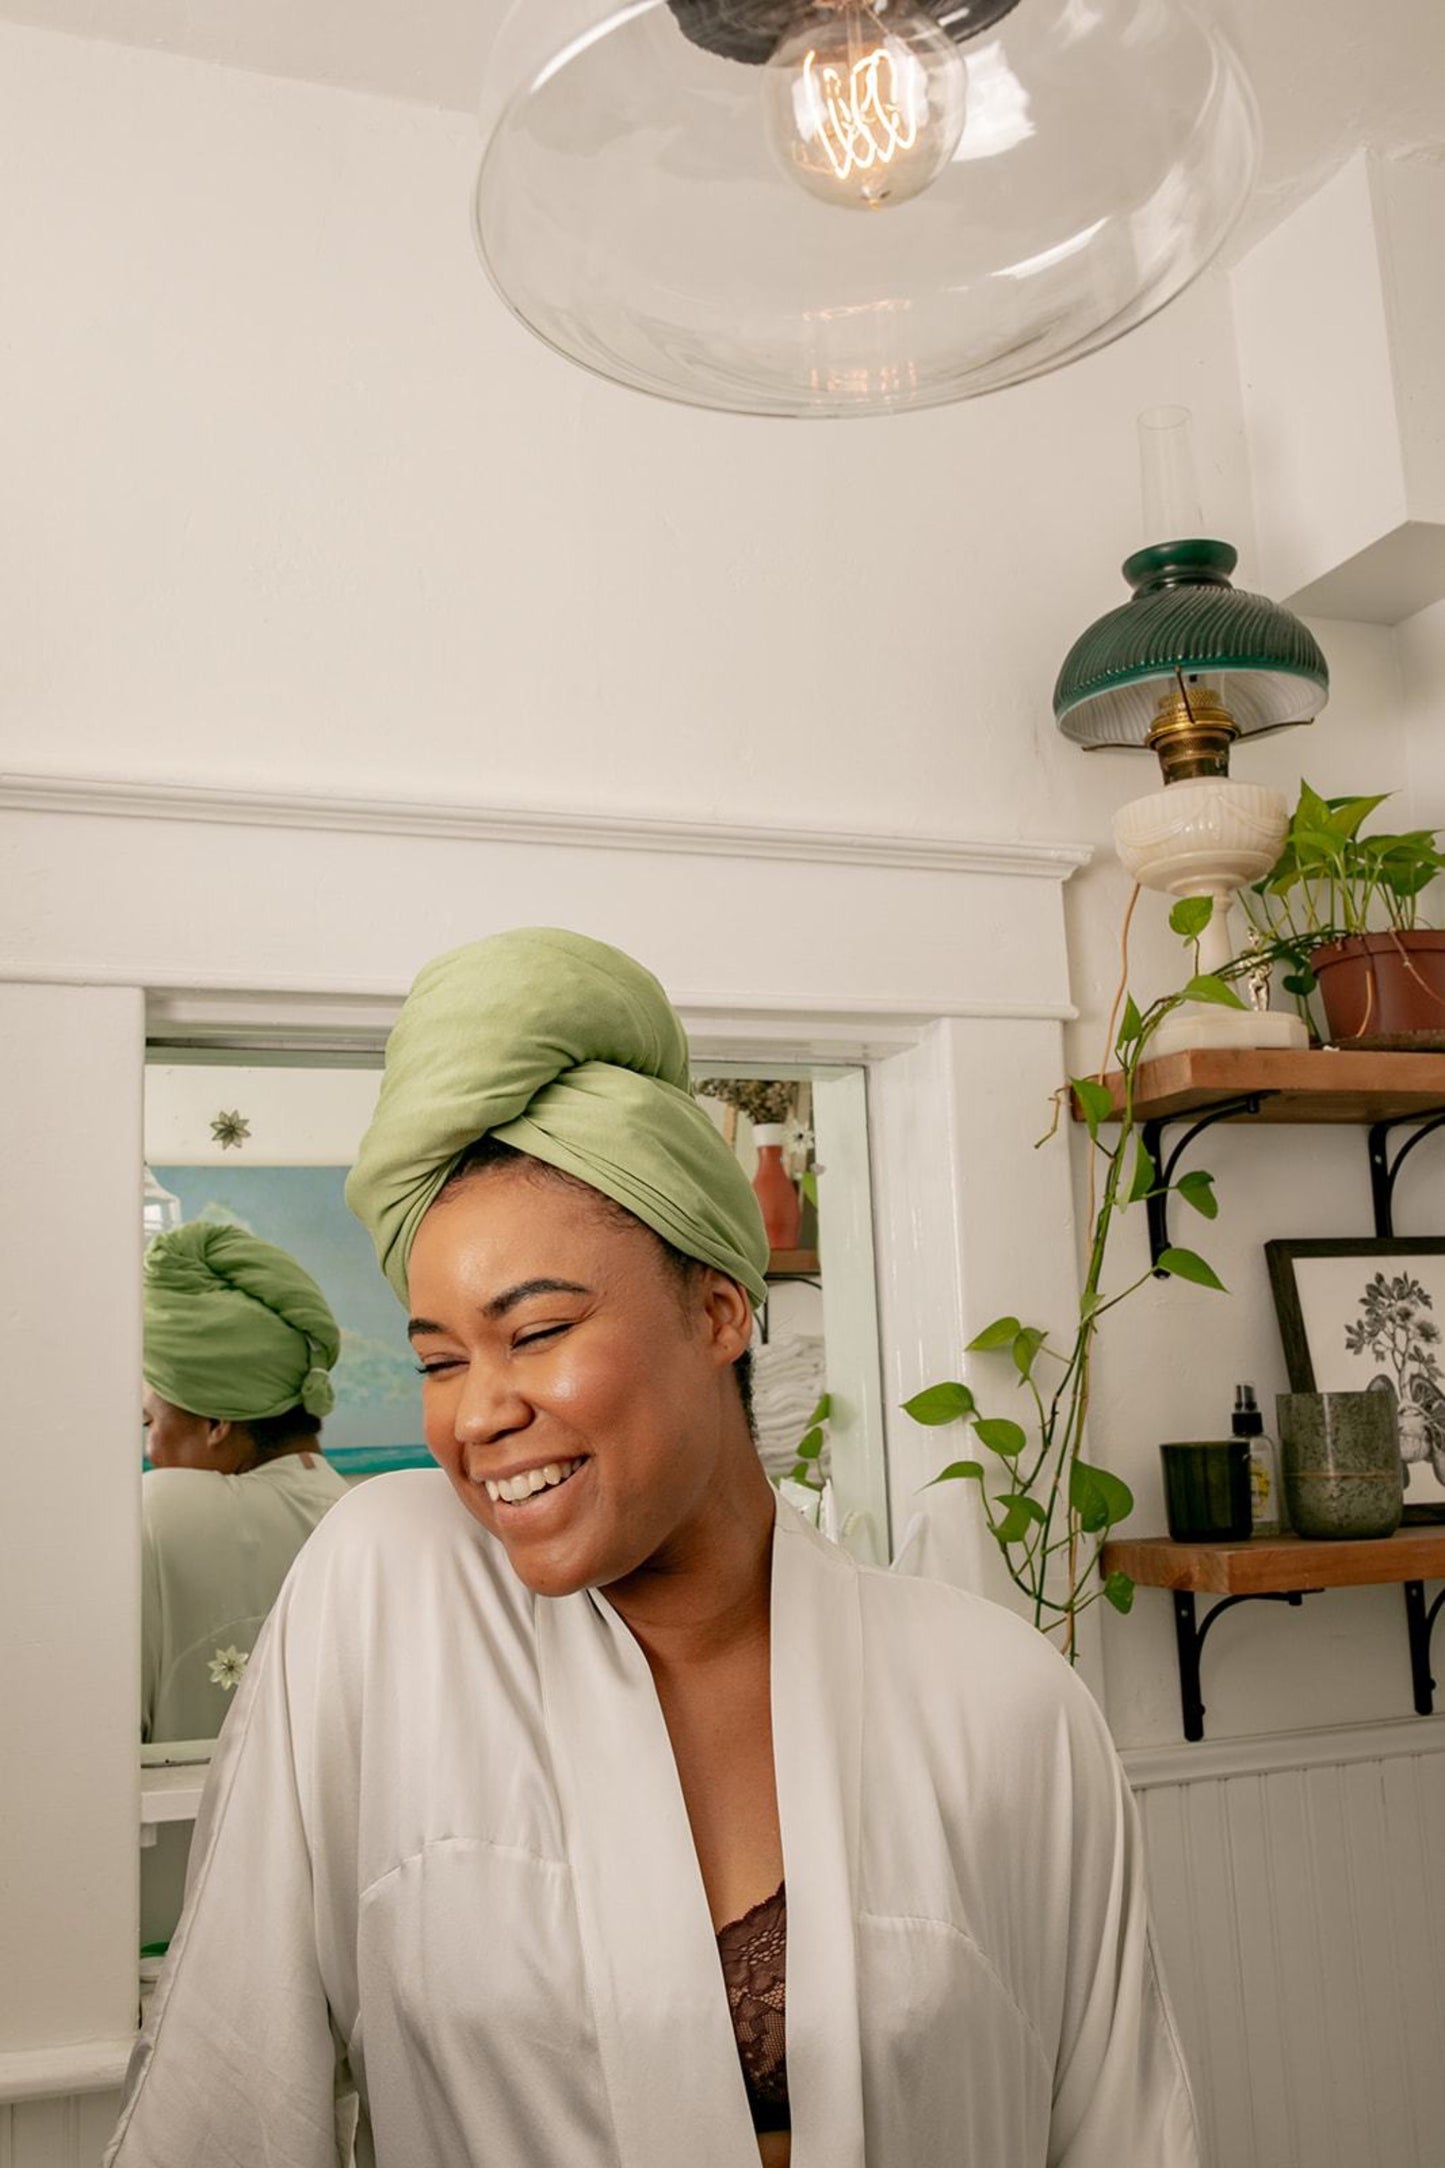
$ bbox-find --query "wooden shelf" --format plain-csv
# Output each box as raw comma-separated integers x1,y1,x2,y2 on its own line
766,1248,820,1279
1081,1048,1445,1126
1104,1530,1445,1741
1104,1528,1445,1596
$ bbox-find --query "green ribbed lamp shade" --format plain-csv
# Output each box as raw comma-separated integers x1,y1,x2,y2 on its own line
1054,539,1329,748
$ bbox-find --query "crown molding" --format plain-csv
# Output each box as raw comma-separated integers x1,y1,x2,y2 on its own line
0,772,1092,882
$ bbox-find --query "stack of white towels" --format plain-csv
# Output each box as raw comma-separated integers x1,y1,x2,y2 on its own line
752,1332,829,1482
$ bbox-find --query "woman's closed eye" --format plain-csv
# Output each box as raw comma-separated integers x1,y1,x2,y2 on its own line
515,1323,572,1348
415,1322,573,1375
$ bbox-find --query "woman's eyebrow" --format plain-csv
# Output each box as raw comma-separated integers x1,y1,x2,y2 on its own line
406,1280,592,1338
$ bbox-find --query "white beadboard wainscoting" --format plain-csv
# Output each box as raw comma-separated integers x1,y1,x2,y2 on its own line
0,2094,124,2168
1126,1721,1445,2168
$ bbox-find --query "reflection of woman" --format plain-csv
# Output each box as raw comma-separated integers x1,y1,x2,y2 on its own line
107,930,1199,2168
140,1224,348,1742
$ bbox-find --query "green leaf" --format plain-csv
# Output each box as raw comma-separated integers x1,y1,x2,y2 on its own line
1175,1168,1219,1220
903,1382,976,1426
1072,1075,1115,1140
1324,792,1390,839
1127,1139,1157,1203
801,1170,819,1209
1116,994,1145,1050
1282,970,1317,997
795,1428,825,1461
1079,1289,1102,1322
1070,1458,1134,1534
1103,1570,1136,1615
1012,1327,1048,1378
926,1459,984,1488
806,1392,831,1426
1169,895,1215,939
1182,973,1247,1011
1295,780,1332,836
966,1315,1022,1353
1156,1245,1227,1292
974,1417,1027,1458
994,1495,1045,1544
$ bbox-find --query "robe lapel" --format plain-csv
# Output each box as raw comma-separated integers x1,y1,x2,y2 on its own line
536,1573,758,2168
535,1494,867,2168
770,1499,868,2168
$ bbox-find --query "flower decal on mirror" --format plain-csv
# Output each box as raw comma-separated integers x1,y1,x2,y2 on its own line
208,1645,250,1692
210,1110,251,1149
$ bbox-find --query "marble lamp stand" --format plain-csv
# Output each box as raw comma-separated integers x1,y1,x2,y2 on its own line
1112,776,1309,1059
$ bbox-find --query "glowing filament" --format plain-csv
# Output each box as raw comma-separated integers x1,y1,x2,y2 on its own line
801,43,924,181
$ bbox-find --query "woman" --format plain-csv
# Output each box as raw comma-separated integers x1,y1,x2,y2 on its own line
140,1223,349,1742
106,928,1200,2168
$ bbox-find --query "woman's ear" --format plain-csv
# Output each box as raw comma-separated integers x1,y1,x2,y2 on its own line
206,1418,234,1453
701,1274,753,1369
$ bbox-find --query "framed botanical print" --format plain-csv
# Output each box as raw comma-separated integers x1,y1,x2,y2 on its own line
1266,1237,1445,1519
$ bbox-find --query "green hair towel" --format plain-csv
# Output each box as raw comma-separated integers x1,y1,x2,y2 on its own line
144,1222,341,1423
345,927,770,1307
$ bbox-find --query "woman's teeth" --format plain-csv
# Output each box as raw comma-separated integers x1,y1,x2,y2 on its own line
485,1458,584,1505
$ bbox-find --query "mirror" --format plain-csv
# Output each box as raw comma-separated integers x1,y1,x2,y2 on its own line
137,1043,887,1946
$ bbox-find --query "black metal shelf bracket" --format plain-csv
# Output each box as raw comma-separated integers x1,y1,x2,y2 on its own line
1142,1094,1269,1272
1403,1579,1445,1714
1172,1588,1319,1741
1367,1110,1445,1236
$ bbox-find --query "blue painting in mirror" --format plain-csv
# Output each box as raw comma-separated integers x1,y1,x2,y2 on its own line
150,1166,427,1475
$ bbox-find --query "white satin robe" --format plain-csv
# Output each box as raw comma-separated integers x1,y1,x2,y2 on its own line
105,1471,1200,2168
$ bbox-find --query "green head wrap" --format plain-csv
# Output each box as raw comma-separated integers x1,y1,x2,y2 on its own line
143,1222,342,1423
345,927,770,1308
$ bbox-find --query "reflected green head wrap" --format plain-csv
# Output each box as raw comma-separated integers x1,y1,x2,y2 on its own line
345,927,770,1308
143,1222,341,1423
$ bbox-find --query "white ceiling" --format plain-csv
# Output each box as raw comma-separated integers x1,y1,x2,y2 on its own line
3,0,1443,247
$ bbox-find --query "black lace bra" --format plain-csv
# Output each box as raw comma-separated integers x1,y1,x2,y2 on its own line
716,1880,789,2134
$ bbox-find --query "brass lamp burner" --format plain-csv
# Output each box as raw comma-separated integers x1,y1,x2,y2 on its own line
1147,684,1239,784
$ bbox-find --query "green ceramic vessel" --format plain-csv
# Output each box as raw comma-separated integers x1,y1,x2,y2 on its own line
1276,1390,1404,1539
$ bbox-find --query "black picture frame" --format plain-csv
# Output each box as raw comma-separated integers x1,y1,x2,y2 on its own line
1266,1237,1445,1523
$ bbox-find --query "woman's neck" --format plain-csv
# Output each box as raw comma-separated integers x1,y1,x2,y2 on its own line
604,1454,776,1677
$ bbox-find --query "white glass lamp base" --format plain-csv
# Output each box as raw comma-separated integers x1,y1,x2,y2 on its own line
1146,1003,1308,1059
1112,777,1307,1056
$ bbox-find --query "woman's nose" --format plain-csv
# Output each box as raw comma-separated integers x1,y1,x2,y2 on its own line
452,1364,531,1445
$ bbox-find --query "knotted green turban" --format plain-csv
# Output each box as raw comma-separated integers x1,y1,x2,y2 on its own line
346,927,770,1307
143,1223,342,1423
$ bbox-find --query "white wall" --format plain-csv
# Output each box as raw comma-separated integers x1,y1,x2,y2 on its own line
0,21,1430,1752
0,986,143,2072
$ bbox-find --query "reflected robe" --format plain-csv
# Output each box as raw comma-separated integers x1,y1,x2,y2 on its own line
142,1453,349,1742
107,1471,1200,2167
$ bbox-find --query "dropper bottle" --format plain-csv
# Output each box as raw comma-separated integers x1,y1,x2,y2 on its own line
1234,1382,1283,1537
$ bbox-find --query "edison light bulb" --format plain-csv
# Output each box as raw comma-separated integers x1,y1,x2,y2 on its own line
765,0,968,211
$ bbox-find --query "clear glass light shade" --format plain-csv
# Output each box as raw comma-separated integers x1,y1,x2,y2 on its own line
473,0,1260,418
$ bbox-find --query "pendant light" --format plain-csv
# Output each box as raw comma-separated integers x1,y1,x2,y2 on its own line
473,0,1260,418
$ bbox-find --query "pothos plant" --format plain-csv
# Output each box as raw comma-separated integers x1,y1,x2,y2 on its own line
903,898,1250,1662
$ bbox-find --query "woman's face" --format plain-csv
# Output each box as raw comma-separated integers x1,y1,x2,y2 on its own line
406,1167,754,1600
143,1388,222,1470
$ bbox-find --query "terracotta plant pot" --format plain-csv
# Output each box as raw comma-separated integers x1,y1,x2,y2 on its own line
751,1124,802,1250
1310,930,1445,1043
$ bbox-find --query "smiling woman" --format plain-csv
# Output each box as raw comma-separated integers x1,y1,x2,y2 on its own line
409,1132,760,1601
103,925,1201,2168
